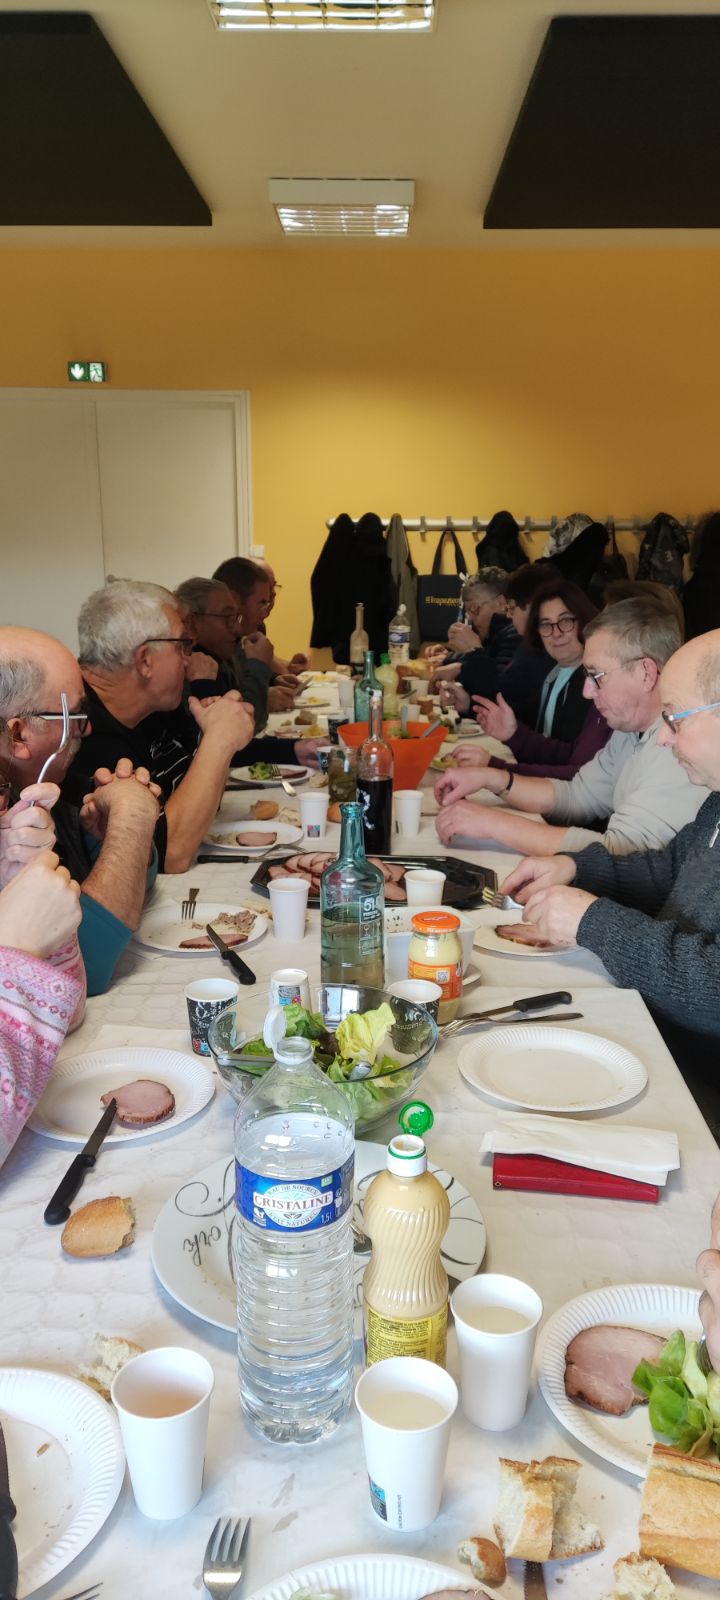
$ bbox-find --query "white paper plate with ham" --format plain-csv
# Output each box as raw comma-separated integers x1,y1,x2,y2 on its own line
28,1046,214,1146
472,913,574,957
203,819,302,853
133,900,269,955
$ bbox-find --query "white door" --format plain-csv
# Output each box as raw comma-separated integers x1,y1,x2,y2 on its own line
0,390,251,652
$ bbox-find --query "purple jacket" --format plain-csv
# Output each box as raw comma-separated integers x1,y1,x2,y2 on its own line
488,703,610,780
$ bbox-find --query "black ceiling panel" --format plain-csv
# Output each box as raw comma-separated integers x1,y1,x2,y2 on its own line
485,15,720,229
0,12,211,225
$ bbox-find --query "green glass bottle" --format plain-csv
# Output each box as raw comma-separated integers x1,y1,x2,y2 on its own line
354,649,382,723
320,801,385,986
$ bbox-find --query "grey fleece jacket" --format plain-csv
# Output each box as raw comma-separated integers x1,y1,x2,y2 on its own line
573,793,720,1080
547,717,707,854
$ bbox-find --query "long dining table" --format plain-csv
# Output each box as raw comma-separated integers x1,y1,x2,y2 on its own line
2,749,719,1600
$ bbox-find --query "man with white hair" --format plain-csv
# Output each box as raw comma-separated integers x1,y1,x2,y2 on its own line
500,628,720,1113
0,627,161,993
68,579,255,874
436,599,706,857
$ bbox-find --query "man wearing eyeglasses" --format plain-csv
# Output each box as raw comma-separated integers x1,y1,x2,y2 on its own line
0,625,162,994
499,629,720,1114
436,599,707,857
213,556,309,696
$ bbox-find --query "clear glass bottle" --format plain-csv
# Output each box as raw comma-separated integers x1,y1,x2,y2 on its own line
349,602,369,670
375,653,399,717
388,601,411,666
354,648,382,722
320,800,385,986
234,1030,355,1442
357,690,394,856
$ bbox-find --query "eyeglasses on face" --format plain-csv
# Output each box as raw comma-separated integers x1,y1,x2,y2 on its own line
141,636,195,658
31,707,90,735
538,614,577,637
204,610,241,624
661,700,720,731
583,655,644,688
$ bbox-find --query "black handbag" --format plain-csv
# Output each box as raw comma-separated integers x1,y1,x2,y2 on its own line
417,527,469,642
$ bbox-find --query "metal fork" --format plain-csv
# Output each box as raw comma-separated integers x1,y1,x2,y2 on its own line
441,1010,584,1037
181,884,200,921
59,1585,103,1600
37,691,72,783
481,886,522,912
203,1516,251,1599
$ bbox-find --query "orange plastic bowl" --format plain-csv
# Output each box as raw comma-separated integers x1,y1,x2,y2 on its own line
339,721,447,790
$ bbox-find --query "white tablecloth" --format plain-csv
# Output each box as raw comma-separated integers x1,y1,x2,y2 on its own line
1,761,718,1600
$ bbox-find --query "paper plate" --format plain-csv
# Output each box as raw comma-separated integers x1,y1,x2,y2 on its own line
133,900,269,955
473,920,574,958
29,1046,214,1145
458,1025,647,1113
230,764,309,787
151,1142,486,1334
0,1367,124,1593
246,1556,476,1600
203,819,302,853
536,1282,702,1476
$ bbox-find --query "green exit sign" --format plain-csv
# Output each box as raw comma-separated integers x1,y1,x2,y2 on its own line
68,361,108,384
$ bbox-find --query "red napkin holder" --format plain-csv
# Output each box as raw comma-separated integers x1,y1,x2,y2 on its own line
492,1152,661,1203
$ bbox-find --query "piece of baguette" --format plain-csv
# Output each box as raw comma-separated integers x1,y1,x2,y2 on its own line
79,1333,144,1400
61,1196,135,1258
639,1443,720,1580
494,1455,602,1562
457,1537,506,1586
609,1552,676,1600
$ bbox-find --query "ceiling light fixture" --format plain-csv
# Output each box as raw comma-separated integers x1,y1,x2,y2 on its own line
269,178,414,235
209,1,434,32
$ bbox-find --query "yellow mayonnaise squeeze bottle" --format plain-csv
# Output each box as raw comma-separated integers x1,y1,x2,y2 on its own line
362,1104,450,1367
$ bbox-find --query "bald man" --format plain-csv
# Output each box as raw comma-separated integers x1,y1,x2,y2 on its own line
498,629,720,1113
0,626,160,993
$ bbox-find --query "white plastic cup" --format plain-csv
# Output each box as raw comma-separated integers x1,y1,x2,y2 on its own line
338,677,355,713
386,978,442,1021
405,869,446,906
405,702,422,724
268,877,310,940
185,978,240,1056
269,966,311,1008
450,1273,543,1432
355,1356,458,1532
111,1347,214,1519
299,790,329,841
394,790,423,836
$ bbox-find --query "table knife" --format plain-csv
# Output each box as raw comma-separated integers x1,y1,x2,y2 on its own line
524,1561,548,1600
43,1098,117,1226
205,924,257,985
0,1419,17,1600
470,991,572,1022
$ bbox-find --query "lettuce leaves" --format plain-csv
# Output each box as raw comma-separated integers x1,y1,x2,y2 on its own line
632,1329,719,1457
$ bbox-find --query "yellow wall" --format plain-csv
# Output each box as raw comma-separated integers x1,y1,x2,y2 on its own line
0,246,718,655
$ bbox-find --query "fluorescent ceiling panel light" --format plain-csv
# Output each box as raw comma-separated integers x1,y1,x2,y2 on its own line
269,178,414,235
209,2,434,32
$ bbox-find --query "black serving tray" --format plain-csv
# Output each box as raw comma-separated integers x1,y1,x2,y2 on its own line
250,852,497,909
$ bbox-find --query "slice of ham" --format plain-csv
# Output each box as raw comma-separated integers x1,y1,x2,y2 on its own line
496,923,554,949
564,1324,666,1415
235,831,276,847
101,1079,175,1127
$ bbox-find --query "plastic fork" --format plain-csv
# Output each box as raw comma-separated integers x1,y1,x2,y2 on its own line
203,1516,251,1599
181,884,200,921
481,886,523,912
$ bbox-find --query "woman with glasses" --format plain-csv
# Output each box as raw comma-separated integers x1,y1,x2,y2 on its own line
455,580,610,781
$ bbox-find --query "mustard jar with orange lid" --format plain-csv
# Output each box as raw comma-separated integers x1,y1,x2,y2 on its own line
408,911,463,1023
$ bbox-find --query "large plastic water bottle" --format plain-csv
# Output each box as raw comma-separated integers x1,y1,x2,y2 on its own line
233,1016,355,1443
388,602,411,666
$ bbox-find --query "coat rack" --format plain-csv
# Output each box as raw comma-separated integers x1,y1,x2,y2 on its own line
326,515,697,538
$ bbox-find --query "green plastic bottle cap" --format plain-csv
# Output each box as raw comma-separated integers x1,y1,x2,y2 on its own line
399,1101,434,1137
380,653,391,664
263,1004,287,1052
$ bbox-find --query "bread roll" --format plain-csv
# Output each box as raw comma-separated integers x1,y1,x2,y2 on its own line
457,1536,506,1586
328,802,342,824
62,1196,135,1258
639,1444,720,1579
252,800,279,820
79,1332,144,1400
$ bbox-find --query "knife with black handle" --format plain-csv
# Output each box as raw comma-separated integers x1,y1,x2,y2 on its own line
44,1098,117,1225
205,924,256,985
0,1419,18,1600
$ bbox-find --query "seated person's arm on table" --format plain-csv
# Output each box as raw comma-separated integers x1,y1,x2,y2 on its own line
545,737,620,827
576,892,720,1016
163,695,254,873
570,834,680,913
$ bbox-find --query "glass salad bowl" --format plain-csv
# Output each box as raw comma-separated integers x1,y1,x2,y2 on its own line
207,983,438,1135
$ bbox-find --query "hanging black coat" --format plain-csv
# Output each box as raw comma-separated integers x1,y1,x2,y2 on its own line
309,512,397,662
310,513,356,652
475,510,525,573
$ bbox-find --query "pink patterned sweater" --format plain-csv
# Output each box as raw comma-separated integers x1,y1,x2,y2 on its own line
0,937,85,1168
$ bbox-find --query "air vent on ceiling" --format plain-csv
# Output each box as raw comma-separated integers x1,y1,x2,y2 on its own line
269,178,414,235
208,1,434,31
